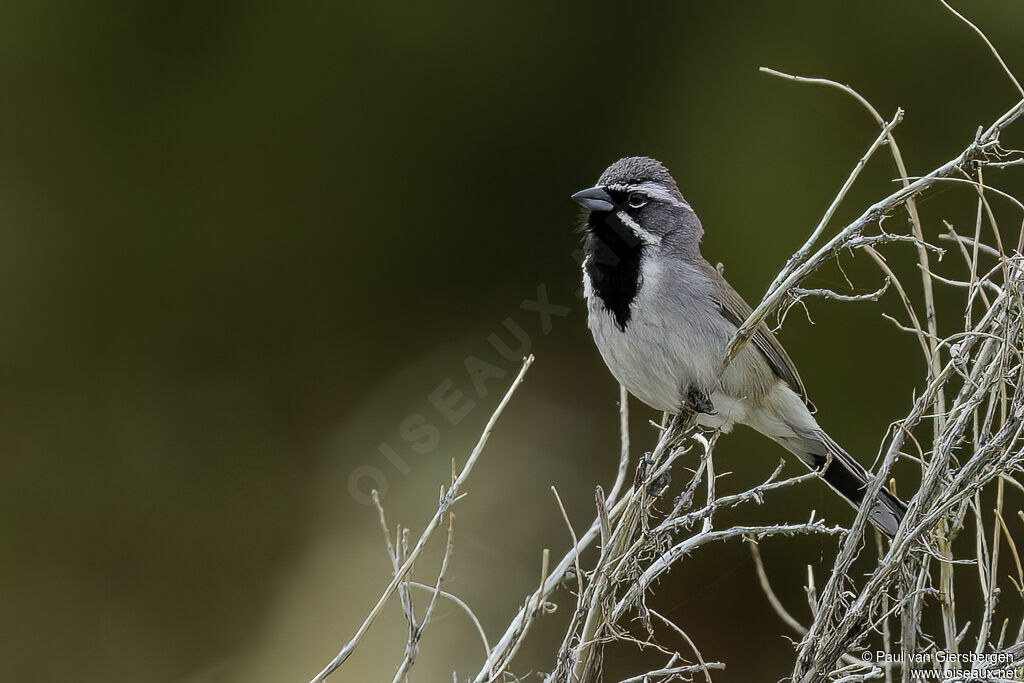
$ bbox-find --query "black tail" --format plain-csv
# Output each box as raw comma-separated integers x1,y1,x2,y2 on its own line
813,433,905,536
780,431,906,536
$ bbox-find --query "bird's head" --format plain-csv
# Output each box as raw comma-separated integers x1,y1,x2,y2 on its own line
572,156,703,257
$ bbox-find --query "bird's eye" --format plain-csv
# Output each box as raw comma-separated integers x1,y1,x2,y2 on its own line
627,192,647,208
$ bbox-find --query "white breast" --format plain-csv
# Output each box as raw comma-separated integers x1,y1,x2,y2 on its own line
584,256,730,415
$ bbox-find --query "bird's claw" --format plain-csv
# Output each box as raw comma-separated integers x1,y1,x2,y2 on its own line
687,387,717,415
646,471,671,497
634,451,671,496
634,451,654,490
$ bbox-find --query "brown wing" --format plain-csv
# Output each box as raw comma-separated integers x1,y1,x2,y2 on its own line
699,261,811,405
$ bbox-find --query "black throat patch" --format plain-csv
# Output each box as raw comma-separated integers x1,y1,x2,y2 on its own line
584,211,644,331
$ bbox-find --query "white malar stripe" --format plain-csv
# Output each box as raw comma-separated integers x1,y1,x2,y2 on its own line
616,210,662,246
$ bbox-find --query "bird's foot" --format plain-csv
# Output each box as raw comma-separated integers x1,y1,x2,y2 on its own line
634,451,671,496
634,451,654,490
646,471,671,498
686,387,717,415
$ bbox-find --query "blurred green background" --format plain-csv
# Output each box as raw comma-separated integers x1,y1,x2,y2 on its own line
2,1,1023,681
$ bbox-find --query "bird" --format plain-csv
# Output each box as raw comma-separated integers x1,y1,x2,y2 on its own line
572,156,906,536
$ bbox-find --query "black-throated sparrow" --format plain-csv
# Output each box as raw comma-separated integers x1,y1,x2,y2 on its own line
573,156,905,535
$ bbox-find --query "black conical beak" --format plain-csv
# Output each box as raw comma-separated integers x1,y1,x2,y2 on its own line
571,186,615,212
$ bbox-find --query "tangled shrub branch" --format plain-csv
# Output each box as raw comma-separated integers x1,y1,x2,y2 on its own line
311,5,1024,682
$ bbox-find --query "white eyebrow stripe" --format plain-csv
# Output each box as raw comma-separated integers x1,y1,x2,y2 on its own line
607,181,690,208
616,209,662,245
635,181,690,207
